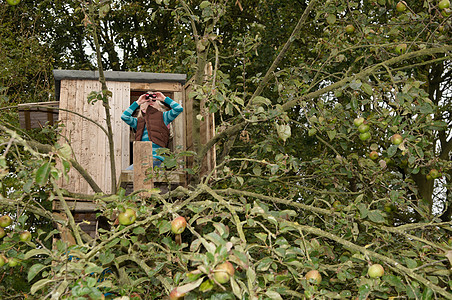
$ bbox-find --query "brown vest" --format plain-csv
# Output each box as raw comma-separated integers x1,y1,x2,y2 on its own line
135,106,170,147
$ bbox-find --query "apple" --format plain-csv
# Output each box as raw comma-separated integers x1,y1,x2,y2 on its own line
332,200,342,211
169,288,185,300
0,215,12,228
439,0,450,10
19,231,31,242
305,270,322,284
369,151,379,160
6,0,21,5
357,124,370,133
359,132,371,141
353,117,365,127
213,261,235,284
396,1,406,12
171,216,187,234
345,24,355,34
8,257,20,267
429,169,441,179
0,255,7,267
395,43,407,55
118,208,136,226
391,134,403,145
368,264,384,278
0,228,5,239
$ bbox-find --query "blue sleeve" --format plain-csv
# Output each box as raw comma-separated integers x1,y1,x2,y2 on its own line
121,101,139,130
163,97,183,125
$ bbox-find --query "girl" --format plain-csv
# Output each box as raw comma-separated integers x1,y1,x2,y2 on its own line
121,91,183,169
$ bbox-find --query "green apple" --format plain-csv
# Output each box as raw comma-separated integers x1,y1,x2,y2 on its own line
8,258,20,267
118,208,136,226
19,231,31,242
353,117,365,127
305,270,322,284
358,124,370,133
429,169,441,179
0,215,12,228
369,151,379,160
439,0,450,10
0,255,7,267
359,132,371,141
396,1,406,12
390,134,403,145
345,24,355,34
6,0,21,5
171,216,187,234
0,228,5,239
368,264,384,278
395,43,407,54
168,288,185,300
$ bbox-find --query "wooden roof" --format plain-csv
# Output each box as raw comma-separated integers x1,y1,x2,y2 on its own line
53,70,186,101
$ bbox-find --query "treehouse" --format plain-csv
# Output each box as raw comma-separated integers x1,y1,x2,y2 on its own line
18,69,216,239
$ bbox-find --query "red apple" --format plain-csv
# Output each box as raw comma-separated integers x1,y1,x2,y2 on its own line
0,215,12,228
305,270,322,284
19,231,31,242
118,208,136,226
169,288,185,300
391,134,403,145
368,264,384,278
171,216,187,234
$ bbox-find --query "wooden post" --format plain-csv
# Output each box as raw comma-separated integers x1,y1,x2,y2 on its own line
133,141,154,195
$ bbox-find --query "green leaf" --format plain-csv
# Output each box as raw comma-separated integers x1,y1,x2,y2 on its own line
265,291,283,300
327,130,337,141
177,277,204,294
24,248,52,260
133,227,146,235
367,210,385,223
199,1,211,9
30,278,54,295
35,162,51,186
326,14,336,24
276,124,291,142
28,264,48,282
384,274,404,288
361,83,373,95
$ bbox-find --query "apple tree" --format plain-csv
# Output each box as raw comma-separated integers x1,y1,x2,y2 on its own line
0,0,451,299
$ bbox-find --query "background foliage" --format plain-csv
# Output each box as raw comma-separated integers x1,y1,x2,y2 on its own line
0,0,451,299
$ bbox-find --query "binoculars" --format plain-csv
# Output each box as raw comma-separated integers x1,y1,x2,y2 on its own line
145,93,157,100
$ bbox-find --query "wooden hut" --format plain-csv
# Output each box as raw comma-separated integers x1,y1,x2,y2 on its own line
18,69,216,238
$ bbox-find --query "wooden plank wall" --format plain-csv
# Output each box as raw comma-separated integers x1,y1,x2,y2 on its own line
57,79,130,195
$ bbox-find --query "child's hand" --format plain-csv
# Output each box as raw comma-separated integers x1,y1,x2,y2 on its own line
153,92,166,102
137,94,149,105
